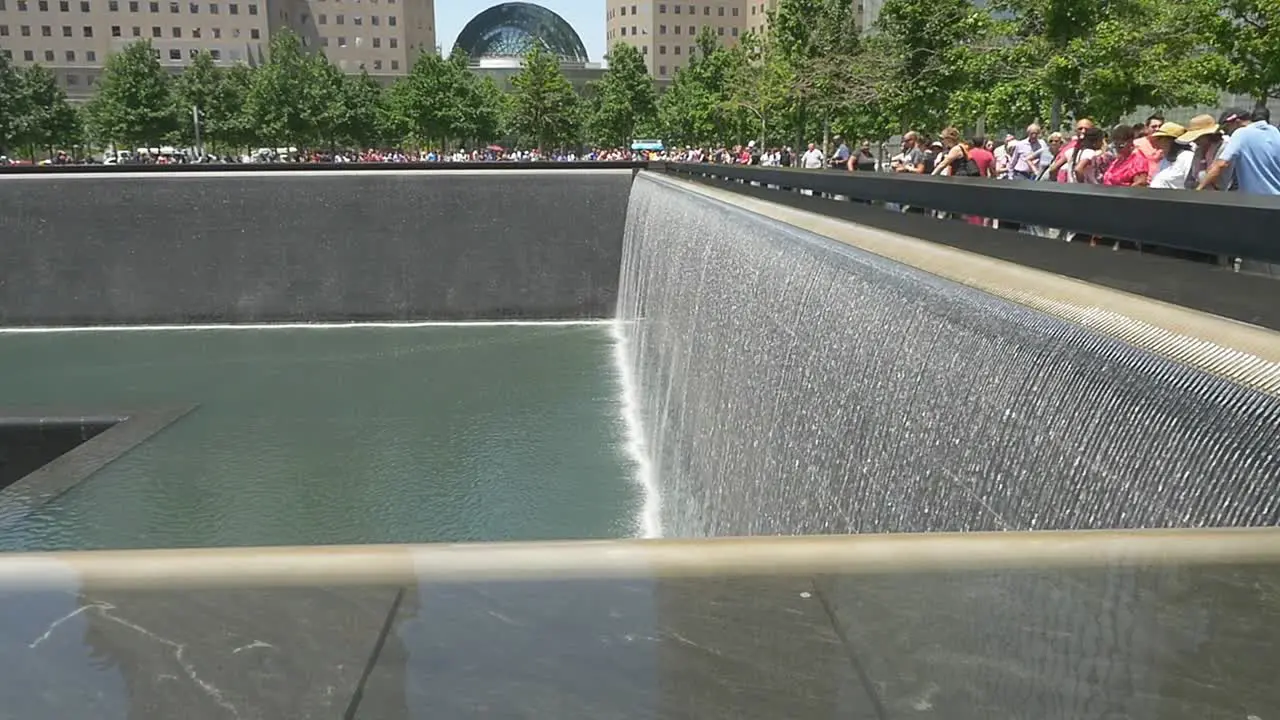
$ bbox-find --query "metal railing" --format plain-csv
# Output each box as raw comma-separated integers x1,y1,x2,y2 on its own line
661,162,1280,264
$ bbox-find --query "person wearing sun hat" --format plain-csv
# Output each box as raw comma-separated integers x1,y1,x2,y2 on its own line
1179,114,1228,189
1146,122,1195,189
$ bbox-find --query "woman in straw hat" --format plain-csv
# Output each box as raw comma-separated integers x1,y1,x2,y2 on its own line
1179,114,1226,190
1147,122,1194,189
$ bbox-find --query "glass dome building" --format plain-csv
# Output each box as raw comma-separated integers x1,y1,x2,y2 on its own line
453,2,590,65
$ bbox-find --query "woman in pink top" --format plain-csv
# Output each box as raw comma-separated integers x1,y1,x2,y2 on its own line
1102,124,1150,186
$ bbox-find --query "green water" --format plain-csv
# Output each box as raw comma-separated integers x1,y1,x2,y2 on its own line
0,324,637,551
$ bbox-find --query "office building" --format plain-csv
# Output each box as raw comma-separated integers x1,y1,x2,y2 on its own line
0,0,434,98
604,0,880,80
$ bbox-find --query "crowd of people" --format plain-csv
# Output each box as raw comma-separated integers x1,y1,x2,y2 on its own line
659,106,1280,197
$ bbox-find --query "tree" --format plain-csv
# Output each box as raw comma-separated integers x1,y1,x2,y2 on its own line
12,64,81,158
657,28,738,146
470,75,508,146
330,71,390,149
725,30,795,147
0,50,21,155
588,42,657,148
508,44,581,150
244,31,331,147
387,50,469,149
171,50,226,149
1206,0,1280,108
85,40,175,148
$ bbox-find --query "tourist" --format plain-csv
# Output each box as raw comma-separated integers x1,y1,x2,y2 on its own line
1007,123,1046,180
1133,112,1166,179
1102,124,1150,187
1179,114,1226,189
1199,107,1280,195
801,142,825,169
1147,123,1194,189
848,141,878,172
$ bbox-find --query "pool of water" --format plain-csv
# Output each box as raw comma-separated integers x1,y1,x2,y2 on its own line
0,323,638,550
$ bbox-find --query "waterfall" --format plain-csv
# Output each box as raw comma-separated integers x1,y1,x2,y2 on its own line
615,173,1280,538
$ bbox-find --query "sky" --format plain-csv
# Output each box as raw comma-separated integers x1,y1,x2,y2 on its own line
437,1,607,63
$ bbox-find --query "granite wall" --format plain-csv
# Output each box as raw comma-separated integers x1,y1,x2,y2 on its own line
0,169,633,325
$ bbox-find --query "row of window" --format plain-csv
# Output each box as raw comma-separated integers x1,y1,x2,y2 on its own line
0,43,399,70
610,4,740,18
315,13,396,26
320,34,397,51
1,23,94,36
609,24,737,39
0,0,260,13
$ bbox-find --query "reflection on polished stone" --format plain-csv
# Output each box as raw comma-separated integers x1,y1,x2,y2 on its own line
356,576,877,719
1,563,1278,718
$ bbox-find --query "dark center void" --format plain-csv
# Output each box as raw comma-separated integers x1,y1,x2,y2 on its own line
0,418,118,491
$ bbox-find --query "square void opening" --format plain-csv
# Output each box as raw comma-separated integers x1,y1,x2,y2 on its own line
0,418,119,491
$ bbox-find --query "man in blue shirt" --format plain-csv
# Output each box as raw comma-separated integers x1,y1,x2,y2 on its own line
1200,107,1280,195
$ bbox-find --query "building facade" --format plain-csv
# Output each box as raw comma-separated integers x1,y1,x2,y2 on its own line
0,0,434,98
604,0,878,80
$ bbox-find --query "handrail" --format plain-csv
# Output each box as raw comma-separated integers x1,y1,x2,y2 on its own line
0,160,651,175
661,162,1280,263
3,528,1280,591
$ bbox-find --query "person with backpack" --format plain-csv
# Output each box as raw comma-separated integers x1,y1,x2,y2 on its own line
932,127,982,177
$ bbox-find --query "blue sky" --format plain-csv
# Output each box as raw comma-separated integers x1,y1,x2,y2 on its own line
437,1,606,63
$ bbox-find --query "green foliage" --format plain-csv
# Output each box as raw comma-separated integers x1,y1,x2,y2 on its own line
387,48,488,148
658,27,739,146
1206,0,1280,105
244,31,332,147
588,42,657,147
84,40,175,147
0,50,23,154
12,64,81,155
508,45,581,150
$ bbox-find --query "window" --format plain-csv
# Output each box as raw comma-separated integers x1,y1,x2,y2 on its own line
619,5,624,14
620,26,625,35
372,59,381,69
44,49,54,61
353,13,361,24
151,47,158,57
130,25,139,35
674,45,680,54
129,1,137,10
168,0,177,10
0,0,5,10
171,25,178,35
228,1,236,11
673,3,680,12
335,12,342,22
731,26,738,36
150,24,159,35
149,1,158,10
110,23,120,34
717,5,723,15
657,4,664,12
317,11,324,22
641,45,647,54
320,35,328,46
386,13,393,25
751,3,755,13
15,0,25,9
249,27,258,37
659,64,666,75
187,47,196,57
208,1,216,11
689,45,694,55
688,25,694,34
209,48,220,59
390,59,398,70
86,73,95,83
674,25,680,33
24,50,35,61
20,24,30,34
82,24,91,35
65,49,75,60
210,26,219,36
85,49,94,60
168,48,179,58
58,0,67,9
370,13,377,24
337,35,345,46
388,36,395,47
108,0,117,8
0,25,7,35
630,4,635,13
716,25,723,34
67,74,79,85
731,6,738,15
247,2,255,12
704,5,709,14
658,23,664,33
230,26,237,35
688,4,694,12
0,50,9,60
371,35,379,47
658,44,665,54
80,0,88,9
